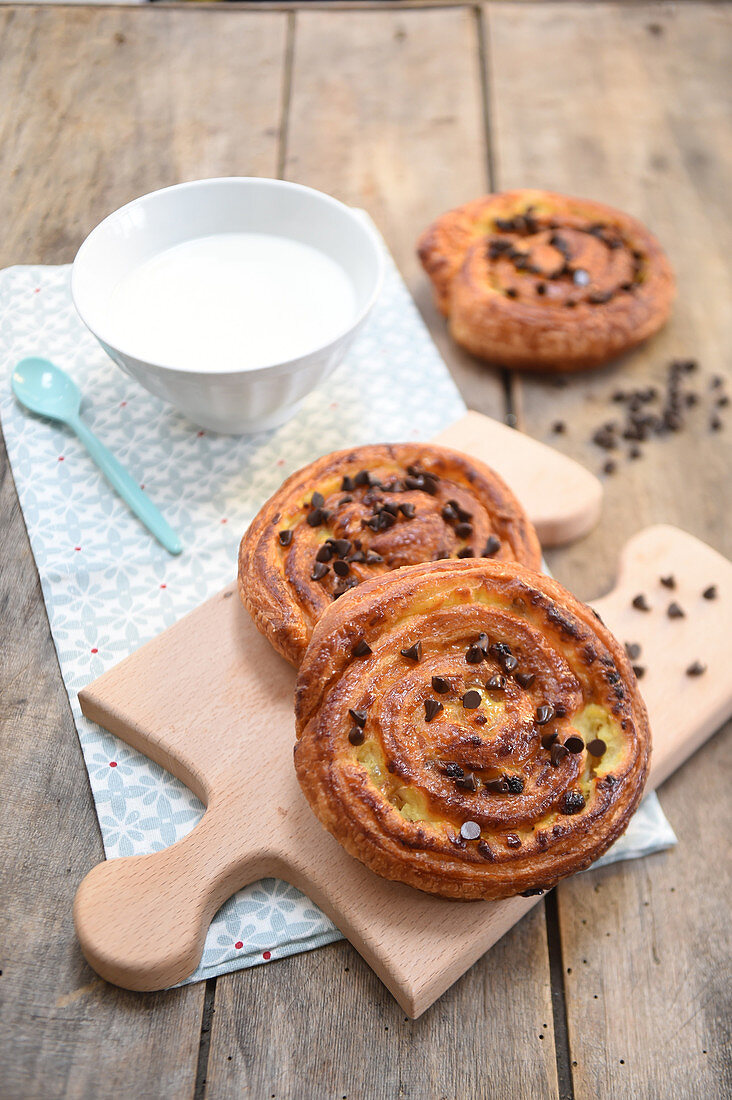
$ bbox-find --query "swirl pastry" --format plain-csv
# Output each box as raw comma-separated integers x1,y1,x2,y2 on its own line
239,443,541,667
418,189,675,372
294,559,650,900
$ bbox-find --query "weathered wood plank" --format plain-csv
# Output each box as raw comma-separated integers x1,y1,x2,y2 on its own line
0,7,287,1097
206,11,558,1099
282,6,507,421
486,4,732,1097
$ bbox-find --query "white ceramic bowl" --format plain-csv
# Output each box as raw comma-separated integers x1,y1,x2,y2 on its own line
71,178,384,433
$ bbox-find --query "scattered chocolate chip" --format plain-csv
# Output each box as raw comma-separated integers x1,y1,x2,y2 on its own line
312,560,332,581
629,445,642,460
348,709,367,728
333,560,351,577
541,731,559,750
536,704,555,725
455,522,473,539
483,535,501,557
399,502,416,518
520,888,545,897
352,640,372,658
466,643,485,664
460,821,481,841
316,544,333,563
686,661,706,677
710,416,723,432
502,654,518,674
278,529,293,547
587,738,606,757
462,690,482,709
354,470,371,487
365,551,383,564
506,287,518,299
560,790,586,815
536,283,547,296
330,539,350,558
432,676,451,694
401,642,422,662
424,698,444,722
632,594,651,611
505,775,525,794
332,577,358,600
515,671,535,689
348,727,365,746
660,575,676,589
506,834,522,849
455,773,479,791
603,460,617,475
624,642,642,660
340,476,355,492
564,736,585,754
484,778,509,794
667,601,685,619
485,674,506,691
702,585,717,600
551,743,570,767
632,665,646,679
311,491,325,509
442,762,464,779
588,290,613,304
457,548,475,559
306,508,326,527
552,420,566,434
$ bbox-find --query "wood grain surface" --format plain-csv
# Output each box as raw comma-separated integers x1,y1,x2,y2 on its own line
1,3,730,1099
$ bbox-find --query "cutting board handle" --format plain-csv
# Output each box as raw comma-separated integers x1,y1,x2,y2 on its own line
73,803,271,991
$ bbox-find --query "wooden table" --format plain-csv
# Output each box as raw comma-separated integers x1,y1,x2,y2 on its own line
1,3,730,1097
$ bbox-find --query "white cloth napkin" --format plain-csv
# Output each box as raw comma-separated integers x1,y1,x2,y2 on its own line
0,236,675,984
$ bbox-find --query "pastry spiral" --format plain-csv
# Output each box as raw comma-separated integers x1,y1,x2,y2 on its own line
294,559,650,900
239,443,541,667
418,189,675,372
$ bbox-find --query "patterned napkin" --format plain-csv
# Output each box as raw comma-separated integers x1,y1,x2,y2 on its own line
0,231,675,984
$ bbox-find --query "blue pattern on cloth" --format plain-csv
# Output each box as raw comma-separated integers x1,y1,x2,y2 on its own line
0,233,675,985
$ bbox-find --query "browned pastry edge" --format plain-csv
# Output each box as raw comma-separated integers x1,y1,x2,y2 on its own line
238,443,542,667
294,558,651,900
417,189,675,372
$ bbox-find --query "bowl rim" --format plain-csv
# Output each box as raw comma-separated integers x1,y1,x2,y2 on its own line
70,177,385,377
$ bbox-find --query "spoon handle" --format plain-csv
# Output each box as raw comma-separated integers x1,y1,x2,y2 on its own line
70,416,182,555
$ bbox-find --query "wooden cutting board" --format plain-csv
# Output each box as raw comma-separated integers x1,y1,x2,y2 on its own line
73,415,732,1017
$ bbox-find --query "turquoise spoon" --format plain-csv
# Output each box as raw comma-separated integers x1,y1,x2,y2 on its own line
11,357,182,555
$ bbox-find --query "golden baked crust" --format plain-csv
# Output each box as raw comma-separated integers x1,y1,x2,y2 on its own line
294,559,651,900
418,189,675,372
238,443,541,667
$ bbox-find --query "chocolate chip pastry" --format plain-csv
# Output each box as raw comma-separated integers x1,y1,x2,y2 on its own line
294,559,650,900
418,189,675,372
238,443,541,667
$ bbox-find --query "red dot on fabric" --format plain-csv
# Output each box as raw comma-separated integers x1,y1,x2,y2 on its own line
109,761,117,767
75,547,81,552
221,518,228,524
197,431,205,437
34,288,40,294
160,584,167,589
120,401,127,408
277,459,285,467
330,402,338,409
58,456,65,462
263,951,271,960
140,485,145,490
235,941,243,950
91,648,98,654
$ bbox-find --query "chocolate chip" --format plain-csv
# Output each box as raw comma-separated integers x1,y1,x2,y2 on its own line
278,529,293,547
400,502,416,518
341,476,355,492
550,743,570,767
441,503,457,523
457,548,475,559
667,601,685,619
365,551,383,564
603,460,617,475
587,738,606,757
484,778,509,794
564,736,585,754
485,674,506,691
354,470,371,487
520,888,545,897
502,655,518,674
629,445,642,460
541,732,559,750
333,560,350,577
455,773,479,791
455,522,473,539
311,491,325,509
348,709,367,728
316,545,332,563
331,539,351,558
307,508,326,527
686,661,706,677
515,671,535,689
442,762,464,779
424,698,443,722
506,834,522,849
660,575,676,589
624,642,642,660
588,290,613,304
537,283,547,296
311,562,329,581
506,287,518,299
632,594,651,611
703,585,717,600
348,727,365,746
552,420,566,434
381,501,399,516
483,535,501,557
536,704,555,725
454,503,473,523
431,676,451,694
466,644,485,664
352,640,372,657
632,665,646,679
560,790,586,815
332,577,358,599
462,690,482,709
505,775,525,794
460,821,481,841
401,641,422,662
